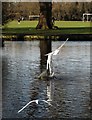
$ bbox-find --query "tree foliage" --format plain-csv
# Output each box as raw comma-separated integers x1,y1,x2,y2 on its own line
2,2,92,25
14,2,40,19
52,2,92,21
2,2,15,25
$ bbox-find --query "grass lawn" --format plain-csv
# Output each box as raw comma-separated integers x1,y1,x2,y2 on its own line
2,20,92,35
55,21,91,28
4,20,38,28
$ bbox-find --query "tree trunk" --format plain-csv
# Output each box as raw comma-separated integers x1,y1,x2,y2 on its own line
40,39,52,72
36,2,52,29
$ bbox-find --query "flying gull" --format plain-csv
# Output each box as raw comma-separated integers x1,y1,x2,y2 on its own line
45,38,69,77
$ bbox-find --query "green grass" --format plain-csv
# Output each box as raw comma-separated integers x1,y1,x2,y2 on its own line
2,20,92,35
4,20,91,28
55,21,91,28
4,20,38,28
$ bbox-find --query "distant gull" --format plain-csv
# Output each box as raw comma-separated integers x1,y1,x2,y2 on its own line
18,99,52,113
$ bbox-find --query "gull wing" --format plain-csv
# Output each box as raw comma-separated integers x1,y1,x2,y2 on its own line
18,100,39,113
53,38,69,55
45,38,69,56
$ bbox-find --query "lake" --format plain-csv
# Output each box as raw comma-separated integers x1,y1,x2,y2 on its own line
1,40,91,119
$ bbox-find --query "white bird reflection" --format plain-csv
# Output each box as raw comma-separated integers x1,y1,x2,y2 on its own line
18,99,52,113
46,79,55,106
18,38,69,113
18,79,55,113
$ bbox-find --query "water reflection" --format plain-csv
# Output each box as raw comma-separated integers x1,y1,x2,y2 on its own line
40,39,52,72
2,41,91,119
39,39,54,108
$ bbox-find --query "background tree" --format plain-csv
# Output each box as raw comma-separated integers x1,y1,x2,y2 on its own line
2,2,15,25
2,2,9,25
36,2,52,29
52,2,92,21
14,2,39,20
2,2,92,25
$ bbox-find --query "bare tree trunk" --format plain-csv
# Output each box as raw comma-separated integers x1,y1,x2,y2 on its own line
36,2,52,29
40,39,52,72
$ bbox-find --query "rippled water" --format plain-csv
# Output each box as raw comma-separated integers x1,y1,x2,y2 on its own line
2,40,91,119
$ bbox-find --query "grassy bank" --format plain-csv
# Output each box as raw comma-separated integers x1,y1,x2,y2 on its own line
2,20,92,35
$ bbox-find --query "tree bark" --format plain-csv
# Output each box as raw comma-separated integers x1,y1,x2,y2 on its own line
36,2,52,29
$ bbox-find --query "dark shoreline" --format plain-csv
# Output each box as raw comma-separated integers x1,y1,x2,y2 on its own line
2,34,92,41
57,34,92,41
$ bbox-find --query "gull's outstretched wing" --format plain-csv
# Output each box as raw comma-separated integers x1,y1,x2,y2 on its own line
18,100,39,113
52,38,69,55
45,38,69,75
46,38,69,56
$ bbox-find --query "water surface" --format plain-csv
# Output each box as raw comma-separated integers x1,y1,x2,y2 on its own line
2,41,91,119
